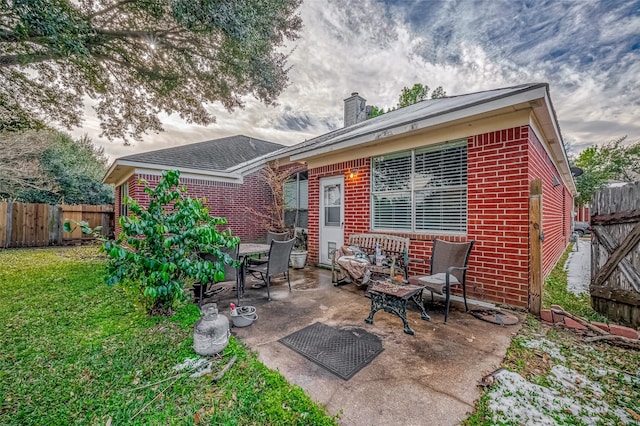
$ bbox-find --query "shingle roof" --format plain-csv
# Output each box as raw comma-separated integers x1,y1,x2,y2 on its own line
118,135,285,172
285,83,550,157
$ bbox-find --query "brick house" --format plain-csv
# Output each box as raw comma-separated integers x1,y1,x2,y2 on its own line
103,135,287,243
104,83,575,309
270,83,575,308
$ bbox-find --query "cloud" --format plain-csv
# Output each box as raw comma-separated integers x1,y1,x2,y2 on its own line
70,0,640,161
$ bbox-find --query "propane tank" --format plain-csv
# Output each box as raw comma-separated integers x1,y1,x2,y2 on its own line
193,303,230,356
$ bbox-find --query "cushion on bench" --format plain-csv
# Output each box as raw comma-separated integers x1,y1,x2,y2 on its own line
332,233,410,283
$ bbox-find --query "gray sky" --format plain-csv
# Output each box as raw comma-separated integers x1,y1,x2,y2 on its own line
72,0,640,161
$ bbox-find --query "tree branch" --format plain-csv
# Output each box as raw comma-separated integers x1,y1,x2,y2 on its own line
88,0,136,19
0,52,65,67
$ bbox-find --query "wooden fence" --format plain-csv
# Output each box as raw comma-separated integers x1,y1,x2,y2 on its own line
0,202,114,248
590,182,640,327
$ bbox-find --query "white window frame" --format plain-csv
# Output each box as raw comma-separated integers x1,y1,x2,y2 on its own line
371,139,468,234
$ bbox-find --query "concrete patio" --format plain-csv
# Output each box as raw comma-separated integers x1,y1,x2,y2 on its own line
214,266,522,426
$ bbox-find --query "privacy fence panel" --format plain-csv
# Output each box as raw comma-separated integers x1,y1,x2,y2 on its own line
60,204,114,243
0,202,113,248
590,182,640,327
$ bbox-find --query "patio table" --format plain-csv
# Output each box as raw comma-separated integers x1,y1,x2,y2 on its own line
237,243,270,304
365,279,431,335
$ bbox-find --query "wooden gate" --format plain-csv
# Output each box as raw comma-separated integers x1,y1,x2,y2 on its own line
590,182,640,327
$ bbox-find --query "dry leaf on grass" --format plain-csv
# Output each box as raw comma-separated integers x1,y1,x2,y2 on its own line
627,408,640,421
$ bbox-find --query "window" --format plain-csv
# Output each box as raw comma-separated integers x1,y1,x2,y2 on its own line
372,140,467,233
119,183,129,218
284,171,308,228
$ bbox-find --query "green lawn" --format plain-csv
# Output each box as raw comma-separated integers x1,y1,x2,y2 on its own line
0,246,337,425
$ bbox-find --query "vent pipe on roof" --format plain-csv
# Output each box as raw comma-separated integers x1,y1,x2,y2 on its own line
344,92,367,127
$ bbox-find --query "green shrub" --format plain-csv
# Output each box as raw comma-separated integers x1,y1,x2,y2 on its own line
103,170,239,315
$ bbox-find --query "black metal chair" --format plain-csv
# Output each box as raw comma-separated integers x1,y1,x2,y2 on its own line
194,245,239,306
247,231,290,267
410,239,475,322
246,238,295,301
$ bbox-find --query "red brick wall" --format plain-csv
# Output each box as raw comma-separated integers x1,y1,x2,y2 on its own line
466,126,531,307
307,125,573,309
527,129,572,277
307,158,370,263
114,171,275,243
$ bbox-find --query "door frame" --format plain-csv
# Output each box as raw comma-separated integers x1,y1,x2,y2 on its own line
319,176,345,266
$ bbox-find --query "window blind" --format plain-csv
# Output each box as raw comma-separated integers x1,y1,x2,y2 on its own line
372,140,467,233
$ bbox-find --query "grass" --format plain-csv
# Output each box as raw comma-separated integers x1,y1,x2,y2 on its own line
542,241,607,322
0,245,338,425
463,243,640,425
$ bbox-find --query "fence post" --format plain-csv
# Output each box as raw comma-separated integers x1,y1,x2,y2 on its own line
529,179,543,316
0,202,9,249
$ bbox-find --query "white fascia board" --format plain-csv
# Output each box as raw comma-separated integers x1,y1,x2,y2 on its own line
108,160,243,183
538,91,576,195
291,86,548,161
227,154,271,175
104,160,119,183
228,146,306,178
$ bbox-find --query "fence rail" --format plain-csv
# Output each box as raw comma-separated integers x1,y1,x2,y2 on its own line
0,202,114,248
590,182,640,327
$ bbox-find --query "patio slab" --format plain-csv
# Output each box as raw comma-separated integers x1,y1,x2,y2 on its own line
215,267,522,426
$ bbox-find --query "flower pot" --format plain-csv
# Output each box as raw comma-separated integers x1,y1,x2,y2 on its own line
290,250,307,269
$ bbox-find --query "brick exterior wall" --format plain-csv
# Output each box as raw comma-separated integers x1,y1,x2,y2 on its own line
307,158,371,264
527,129,572,277
114,170,275,243
307,125,573,309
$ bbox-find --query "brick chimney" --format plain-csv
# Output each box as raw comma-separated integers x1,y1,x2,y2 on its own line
343,92,367,127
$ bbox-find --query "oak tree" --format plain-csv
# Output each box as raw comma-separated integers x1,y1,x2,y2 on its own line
367,83,447,118
0,0,302,142
573,136,640,205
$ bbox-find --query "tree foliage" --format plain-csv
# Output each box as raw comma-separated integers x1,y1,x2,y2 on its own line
398,83,446,107
0,130,113,204
102,170,239,315
367,83,447,119
0,131,56,199
367,105,385,119
0,0,302,142
573,136,640,205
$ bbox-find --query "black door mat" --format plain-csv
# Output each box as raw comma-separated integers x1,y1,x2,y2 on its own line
279,322,384,380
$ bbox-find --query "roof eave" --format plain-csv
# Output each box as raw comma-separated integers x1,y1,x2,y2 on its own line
290,85,549,161
103,159,243,185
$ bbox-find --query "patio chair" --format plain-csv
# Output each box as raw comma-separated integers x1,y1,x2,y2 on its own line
247,230,290,267
409,239,475,323
246,238,295,301
194,245,239,306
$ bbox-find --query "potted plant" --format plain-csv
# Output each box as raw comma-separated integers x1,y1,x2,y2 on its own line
289,227,308,269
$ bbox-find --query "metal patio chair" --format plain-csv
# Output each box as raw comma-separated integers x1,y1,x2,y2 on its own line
246,238,295,301
409,239,475,323
247,230,290,267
